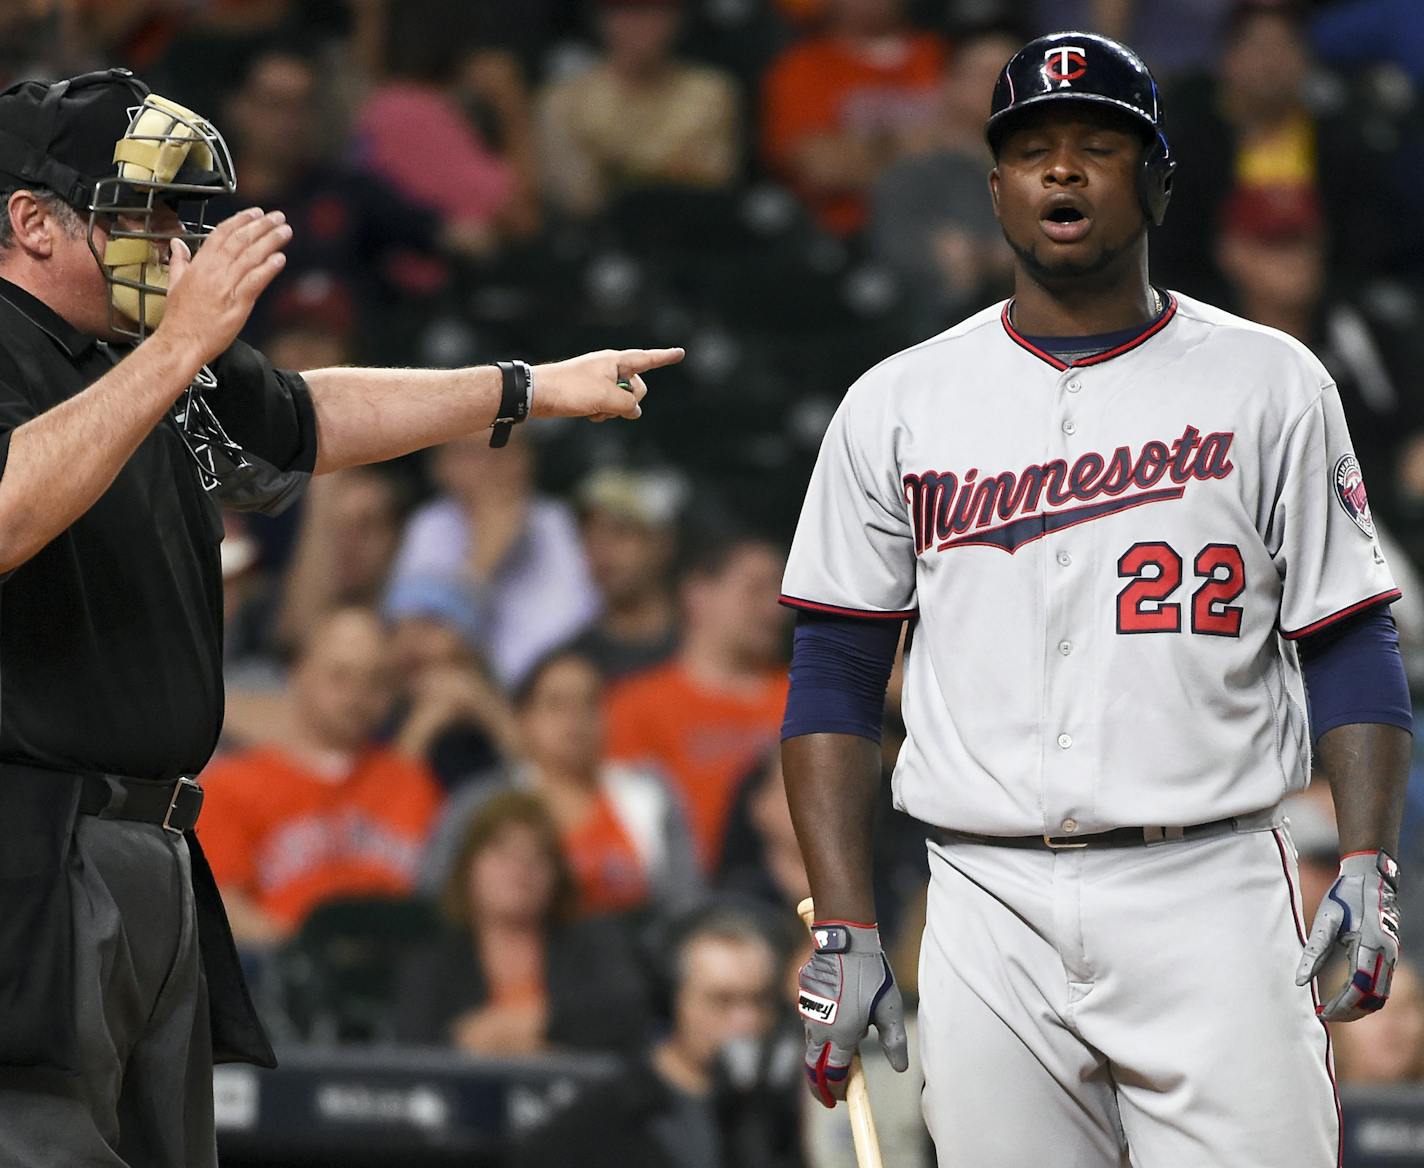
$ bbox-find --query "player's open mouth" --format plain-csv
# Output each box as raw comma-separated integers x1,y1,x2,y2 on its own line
1040,204,1092,243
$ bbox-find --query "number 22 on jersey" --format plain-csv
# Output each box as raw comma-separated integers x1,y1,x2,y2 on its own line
1117,541,1245,637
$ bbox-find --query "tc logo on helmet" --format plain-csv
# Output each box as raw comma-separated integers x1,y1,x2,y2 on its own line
1044,46,1088,86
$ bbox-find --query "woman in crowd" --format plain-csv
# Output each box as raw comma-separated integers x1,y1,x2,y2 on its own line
394,790,652,1054
421,648,702,918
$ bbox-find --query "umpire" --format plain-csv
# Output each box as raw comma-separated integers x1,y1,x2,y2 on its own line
0,69,680,1167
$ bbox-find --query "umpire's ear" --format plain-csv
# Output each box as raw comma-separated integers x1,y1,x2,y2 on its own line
5,189,61,258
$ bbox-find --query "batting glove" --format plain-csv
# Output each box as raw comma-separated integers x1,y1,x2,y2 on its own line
1295,849,1401,1022
797,920,908,1108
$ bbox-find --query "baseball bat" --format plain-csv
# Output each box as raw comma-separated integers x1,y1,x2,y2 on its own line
797,896,885,1168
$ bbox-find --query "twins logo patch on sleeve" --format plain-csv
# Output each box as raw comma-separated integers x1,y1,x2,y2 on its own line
1334,453,1375,537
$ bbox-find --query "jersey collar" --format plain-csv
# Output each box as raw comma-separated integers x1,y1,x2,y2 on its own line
1001,292,1177,371
0,276,97,359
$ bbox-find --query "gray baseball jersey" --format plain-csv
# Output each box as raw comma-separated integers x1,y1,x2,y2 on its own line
782,292,1399,837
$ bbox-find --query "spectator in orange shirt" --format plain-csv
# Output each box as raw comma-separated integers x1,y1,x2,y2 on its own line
199,607,444,947
762,0,947,236
606,534,791,871
421,648,701,918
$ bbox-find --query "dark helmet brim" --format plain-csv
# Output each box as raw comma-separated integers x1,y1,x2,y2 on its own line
985,90,1159,154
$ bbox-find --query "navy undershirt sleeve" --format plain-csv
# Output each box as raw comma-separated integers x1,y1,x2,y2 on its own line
1297,605,1412,742
784,602,1409,745
782,611,903,743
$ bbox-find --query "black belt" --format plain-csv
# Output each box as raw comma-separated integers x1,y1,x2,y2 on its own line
928,817,1239,851
78,773,204,834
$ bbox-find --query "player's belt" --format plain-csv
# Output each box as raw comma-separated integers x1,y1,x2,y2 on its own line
78,772,204,834
927,817,1240,851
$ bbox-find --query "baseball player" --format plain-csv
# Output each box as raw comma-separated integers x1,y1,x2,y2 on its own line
781,32,1410,1167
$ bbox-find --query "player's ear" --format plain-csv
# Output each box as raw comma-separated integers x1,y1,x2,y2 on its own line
988,168,1002,220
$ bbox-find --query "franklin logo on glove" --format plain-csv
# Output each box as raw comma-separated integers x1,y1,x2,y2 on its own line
798,990,838,1024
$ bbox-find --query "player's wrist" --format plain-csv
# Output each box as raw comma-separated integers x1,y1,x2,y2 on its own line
809,921,884,954
1338,849,1399,887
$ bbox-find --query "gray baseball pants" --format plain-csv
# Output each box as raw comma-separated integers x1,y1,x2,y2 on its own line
918,824,1339,1167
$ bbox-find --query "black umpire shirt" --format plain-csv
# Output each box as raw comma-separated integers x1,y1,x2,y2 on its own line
0,275,317,1073
0,276,317,775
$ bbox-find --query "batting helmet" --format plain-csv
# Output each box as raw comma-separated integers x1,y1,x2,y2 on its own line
985,32,1175,226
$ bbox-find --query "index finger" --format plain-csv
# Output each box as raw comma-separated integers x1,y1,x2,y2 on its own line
616,347,685,376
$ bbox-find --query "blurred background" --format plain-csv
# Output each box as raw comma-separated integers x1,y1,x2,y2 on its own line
9,0,1424,1163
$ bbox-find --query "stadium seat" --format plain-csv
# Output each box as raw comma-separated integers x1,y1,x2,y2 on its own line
265,896,443,1045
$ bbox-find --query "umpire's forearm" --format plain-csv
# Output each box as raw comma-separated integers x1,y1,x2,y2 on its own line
305,365,503,474
305,349,673,472
783,732,881,923
1317,722,1411,857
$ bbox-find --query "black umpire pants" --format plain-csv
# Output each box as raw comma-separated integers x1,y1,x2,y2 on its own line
0,816,215,1168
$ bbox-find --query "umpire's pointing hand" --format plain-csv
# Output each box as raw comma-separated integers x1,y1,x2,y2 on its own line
158,207,291,366
532,348,684,423
798,921,909,1108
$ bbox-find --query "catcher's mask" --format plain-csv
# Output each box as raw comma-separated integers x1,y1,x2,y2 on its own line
0,68,235,338
90,89,236,337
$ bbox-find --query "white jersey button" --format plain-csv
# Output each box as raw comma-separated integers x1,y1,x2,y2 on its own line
1057,733,1073,749
1061,818,1079,833
1062,419,1077,435
1066,380,1082,393
1058,640,1073,655
1057,551,1072,567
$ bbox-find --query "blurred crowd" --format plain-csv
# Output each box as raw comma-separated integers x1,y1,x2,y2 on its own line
8,0,1424,1163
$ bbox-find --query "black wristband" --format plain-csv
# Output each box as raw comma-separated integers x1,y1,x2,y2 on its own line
489,360,532,448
